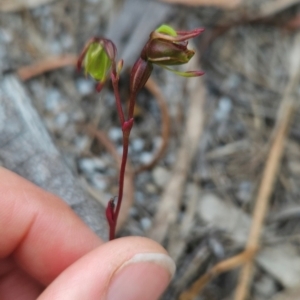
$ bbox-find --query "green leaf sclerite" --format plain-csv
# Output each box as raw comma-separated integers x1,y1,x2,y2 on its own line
84,42,111,81
155,24,177,37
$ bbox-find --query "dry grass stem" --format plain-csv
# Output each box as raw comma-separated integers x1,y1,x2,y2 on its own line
234,33,300,300
17,55,77,81
259,0,300,18
179,249,256,300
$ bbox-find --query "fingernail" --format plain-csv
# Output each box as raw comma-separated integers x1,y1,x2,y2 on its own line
107,253,176,300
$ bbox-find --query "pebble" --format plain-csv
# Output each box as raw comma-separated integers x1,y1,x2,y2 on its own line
214,96,232,121
45,89,64,113
0,28,12,43
108,127,122,141
254,275,276,298
55,112,69,128
79,157,106,173
236,181,253,204
139,152,153,164
61,34,73,50
74,135,90,152
224,73,241,90
129,207,138,217
76,78,94,96
135,191,144,204
71,109,85,122
140,217,152,231
153,136,162,150
50,40,62,54
91,174,108,191
152,166,170,188
131,138,145,152
145,183,157,194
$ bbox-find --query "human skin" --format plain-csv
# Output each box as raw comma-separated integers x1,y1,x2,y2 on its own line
0,167,175,300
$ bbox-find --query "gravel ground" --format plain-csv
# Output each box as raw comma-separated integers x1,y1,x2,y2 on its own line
1,0,300,299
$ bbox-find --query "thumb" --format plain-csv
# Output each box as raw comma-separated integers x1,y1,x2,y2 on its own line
38,237,175,300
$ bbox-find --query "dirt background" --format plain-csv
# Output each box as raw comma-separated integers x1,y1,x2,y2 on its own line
1,0,300,299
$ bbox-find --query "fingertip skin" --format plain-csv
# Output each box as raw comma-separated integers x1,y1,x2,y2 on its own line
0,167,102,285
38,237,174,300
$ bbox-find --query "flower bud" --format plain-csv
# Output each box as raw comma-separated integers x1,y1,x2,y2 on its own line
130,58,153,94
106,198,115,228
140,24,204,78
77,38,117,92
145,39,195,65
84,42,111,81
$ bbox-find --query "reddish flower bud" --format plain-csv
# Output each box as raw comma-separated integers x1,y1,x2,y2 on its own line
140,24,205,77
130,57,153,94
144,39,195,65
106,198,115,228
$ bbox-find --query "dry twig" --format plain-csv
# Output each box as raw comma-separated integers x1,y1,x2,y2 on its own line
17,55,77,81
234,33,300,300
179,249,256,300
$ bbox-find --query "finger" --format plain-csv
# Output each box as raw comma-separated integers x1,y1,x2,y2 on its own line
0,258,43,300
0,167,102,285
38,237,176,300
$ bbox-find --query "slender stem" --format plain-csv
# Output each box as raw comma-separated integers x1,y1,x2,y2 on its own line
109,222,115,240
111,133,130,239
111,76,125,125
109,80,136,240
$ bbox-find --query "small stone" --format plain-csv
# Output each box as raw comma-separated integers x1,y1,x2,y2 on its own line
132,138,144,152
129,207,138,217
153,136,162,150
72,110,85,122
141,217,152,231
45,89,63,113
139,152,153,164
61,34,73,49
74,135,89,152
236,181,253,204
0,28,12,43
214,96,232,121
254,275,276,298
76,78,94,96
91,174,107,191
79,157,106,173
145,183,157,194
55,112,68,128
108,127,122,142
152,166,170,188
135,191,144,204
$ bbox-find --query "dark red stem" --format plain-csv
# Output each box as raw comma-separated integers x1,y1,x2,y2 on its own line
109,72,135,240
111,73,125,125
111,133,129,238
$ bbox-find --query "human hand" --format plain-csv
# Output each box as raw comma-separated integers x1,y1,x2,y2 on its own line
0,167,175,300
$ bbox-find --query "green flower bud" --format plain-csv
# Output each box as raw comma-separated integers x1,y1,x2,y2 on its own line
77,38,117,92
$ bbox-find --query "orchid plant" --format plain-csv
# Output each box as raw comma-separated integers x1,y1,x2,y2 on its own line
78,24,204,240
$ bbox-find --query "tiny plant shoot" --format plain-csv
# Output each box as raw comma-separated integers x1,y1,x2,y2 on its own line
78,24,204,240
